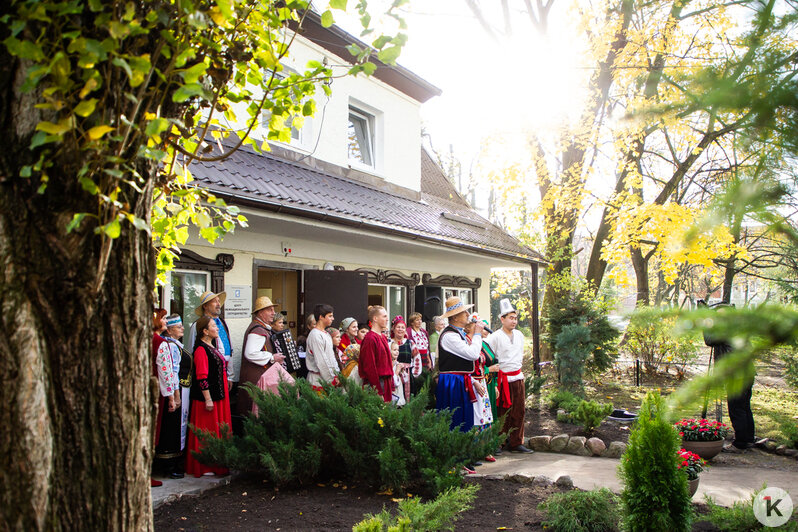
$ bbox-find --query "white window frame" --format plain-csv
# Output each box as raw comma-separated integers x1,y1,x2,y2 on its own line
370,283,406,324
260,68,312,149
347,106,376,169
163,269,211,325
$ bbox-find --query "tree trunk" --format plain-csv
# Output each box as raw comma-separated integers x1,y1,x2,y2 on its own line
630,245,650,306
1,60,157,530
720,257,736,304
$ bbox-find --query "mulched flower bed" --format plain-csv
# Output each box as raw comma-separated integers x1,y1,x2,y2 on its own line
153,475,763,531
154,475,569,531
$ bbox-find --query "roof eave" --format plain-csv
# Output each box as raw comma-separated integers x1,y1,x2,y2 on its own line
211,188,545,266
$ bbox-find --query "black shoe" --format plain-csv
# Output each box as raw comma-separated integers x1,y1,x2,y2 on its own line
509,445,534,454
494,447,503,455
471,461,483,467
169,470,185,479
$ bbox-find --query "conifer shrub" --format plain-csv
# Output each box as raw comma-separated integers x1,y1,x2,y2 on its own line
540,488,619,532
193,378,500,495
619,391,692,532
572,400,613,433
546,388,582,412
555,322,593,393
353,484,479,532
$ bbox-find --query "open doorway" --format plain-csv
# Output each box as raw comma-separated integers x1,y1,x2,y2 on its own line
256,267,300,338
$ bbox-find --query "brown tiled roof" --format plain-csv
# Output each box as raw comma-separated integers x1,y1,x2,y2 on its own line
188,145,544,264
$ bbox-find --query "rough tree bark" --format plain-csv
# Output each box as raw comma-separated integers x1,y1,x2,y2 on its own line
0,56,157,530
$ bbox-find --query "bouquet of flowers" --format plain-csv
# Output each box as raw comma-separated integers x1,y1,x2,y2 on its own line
674,418,729,441
677,448,706,480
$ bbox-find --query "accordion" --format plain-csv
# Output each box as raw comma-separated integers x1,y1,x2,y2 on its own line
272,329,301,373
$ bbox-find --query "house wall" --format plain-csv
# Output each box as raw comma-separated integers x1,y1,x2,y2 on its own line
175,210,526,358
231,35,423,192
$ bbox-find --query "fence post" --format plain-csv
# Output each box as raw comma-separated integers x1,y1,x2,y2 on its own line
635,359,641,387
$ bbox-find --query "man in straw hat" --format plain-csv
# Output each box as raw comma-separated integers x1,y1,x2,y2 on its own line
237,296,286,415
435,296,487,437
186,291,235,386
485,298,533,453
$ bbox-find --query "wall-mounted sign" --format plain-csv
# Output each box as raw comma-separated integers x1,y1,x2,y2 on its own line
224,285,252,319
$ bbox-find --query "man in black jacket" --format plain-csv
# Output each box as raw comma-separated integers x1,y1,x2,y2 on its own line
700,301,758,452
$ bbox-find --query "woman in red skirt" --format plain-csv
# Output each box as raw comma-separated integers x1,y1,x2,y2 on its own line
185,316,231,477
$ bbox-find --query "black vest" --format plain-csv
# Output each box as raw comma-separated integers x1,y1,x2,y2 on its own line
190,342,226,402
437,326,477,373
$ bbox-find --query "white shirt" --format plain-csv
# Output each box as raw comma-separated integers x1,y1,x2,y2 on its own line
486,329,525,382
244,319,274,366
439,328,483,361
306,328,339,385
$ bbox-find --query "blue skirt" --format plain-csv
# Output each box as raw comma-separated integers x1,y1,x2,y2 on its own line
436,373,475,432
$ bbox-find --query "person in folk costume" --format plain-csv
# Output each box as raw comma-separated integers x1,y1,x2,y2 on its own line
237,296,286,415
339,317,360,357
341,343,362,385
428,315,446,368
326,327,344,371
435,296,486,436
151,309,177,487
156,314,191,478
407,313,432,370
186,291,236,396
357,324,369,343
465,318,498,462
306,304,340,391
186,316,232,477
390,341,406,406
485,299,533,453
359,305,395,402
295,313,316,379
390,315,419,403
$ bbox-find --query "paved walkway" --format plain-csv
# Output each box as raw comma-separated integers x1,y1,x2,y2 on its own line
476,452,798,507
151,474,231,510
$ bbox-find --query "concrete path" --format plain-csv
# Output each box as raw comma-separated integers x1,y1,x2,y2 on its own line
476,452,798,507
151,474,231,510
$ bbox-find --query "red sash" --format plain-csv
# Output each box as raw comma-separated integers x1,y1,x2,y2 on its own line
498,369,522,408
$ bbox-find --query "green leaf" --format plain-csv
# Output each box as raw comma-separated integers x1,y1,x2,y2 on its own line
3,37,44,61
101,218,121,238
377,45,401,64
112,57,133,81
145,117,170,137
330,0,347,9
29,131,49,150
181,62,207,84
108,21,130,39
372,35,391,49
302,100,315,116
79,176,99,194
172,83,206,102
346,43,361,57
74,98,98,117
19,165,32,178
66,213,87,233
362,62,377,75
320,10,334,28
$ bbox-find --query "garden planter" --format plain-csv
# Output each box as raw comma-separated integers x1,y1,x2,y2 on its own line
681,439,724,460
688,478,699,497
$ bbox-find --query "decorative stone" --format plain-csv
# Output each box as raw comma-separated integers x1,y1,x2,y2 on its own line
776,445,787,455
764,441,779,453
528,435,552,451
533,475,553,486
586,437,607,456
557,408,567,417
555,475,574,489
507,474,533,484
601,441,627,458
550,433,570,452
576,446,592,457
565,436,587,455
783,449,798,458
485,474,505,481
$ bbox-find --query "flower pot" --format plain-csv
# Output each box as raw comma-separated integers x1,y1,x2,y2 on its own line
682,439,724,460
688,477,700,497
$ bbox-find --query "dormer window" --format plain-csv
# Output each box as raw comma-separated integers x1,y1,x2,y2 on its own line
347,106,375,167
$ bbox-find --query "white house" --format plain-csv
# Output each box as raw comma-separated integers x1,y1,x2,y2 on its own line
160,12,545,370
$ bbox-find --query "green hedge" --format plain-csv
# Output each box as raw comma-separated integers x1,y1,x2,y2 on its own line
193,378,501,495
